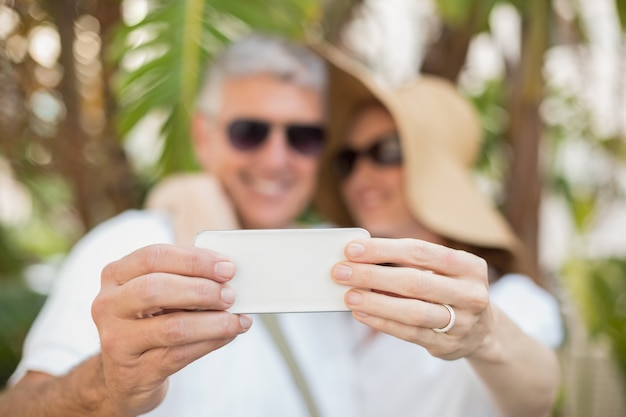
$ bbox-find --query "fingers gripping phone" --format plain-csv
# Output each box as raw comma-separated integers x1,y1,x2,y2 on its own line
193,228,370,314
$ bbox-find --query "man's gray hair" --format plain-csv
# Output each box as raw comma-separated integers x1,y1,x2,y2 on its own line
197,33,327,116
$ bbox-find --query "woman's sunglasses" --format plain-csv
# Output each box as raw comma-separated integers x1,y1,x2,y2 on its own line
334,133,403,179
227,119,325,156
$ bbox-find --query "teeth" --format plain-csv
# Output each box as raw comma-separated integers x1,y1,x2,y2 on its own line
251,178,287,197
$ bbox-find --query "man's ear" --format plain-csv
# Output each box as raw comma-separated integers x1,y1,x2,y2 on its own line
192,112,212,171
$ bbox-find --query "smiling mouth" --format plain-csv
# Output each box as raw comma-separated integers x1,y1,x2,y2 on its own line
248,176,291,198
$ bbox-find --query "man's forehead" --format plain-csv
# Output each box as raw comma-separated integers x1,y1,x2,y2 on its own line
215,74,324,122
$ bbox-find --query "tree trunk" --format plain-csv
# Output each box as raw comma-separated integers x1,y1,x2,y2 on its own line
421,0,489,82
503,0,550,282
47,0,138,231
322,0,364,44
95,0,141,214
49,0,95,228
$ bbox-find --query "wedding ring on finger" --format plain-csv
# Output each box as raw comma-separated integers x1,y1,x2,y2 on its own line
432,304,456,333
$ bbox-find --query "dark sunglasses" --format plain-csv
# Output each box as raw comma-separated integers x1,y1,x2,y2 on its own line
227,119,325,156
334,133,403,179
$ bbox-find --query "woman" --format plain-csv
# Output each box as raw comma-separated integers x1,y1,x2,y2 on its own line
314,43,564,416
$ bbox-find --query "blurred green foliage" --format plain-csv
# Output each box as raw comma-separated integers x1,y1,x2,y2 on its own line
0,279,45,388
0,228,46,387
563,257,626,395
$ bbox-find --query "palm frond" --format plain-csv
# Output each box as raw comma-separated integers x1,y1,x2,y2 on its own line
111,0,320,177
615,0,626,33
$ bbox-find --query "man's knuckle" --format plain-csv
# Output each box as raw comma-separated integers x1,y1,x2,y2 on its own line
161,317,187,345
142,244,164,271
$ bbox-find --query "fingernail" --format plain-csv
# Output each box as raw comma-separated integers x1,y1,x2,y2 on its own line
221,287,235,304
347,243,365,258
215,261,235,279
346,291,363,305
239,314,253,330
333,264,352,281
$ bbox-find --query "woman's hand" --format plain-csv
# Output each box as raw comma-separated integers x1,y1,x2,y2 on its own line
332,237,496,361
332,237,560,417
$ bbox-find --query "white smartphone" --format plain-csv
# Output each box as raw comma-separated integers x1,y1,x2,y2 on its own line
193,227,370,314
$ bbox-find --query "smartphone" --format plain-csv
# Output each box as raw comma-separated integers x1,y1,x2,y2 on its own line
193,227,370,314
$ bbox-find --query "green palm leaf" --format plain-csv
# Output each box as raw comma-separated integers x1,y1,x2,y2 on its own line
616,0,626,33
111,0,319,177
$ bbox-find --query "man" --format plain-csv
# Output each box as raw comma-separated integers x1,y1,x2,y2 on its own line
0,33,328,416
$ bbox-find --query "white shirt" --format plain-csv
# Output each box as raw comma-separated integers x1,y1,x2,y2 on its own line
11,210,563,417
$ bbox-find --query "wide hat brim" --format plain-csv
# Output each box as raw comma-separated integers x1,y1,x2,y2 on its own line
312,42,522,259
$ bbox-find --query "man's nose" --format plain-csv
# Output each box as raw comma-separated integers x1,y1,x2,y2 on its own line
257,126,291,167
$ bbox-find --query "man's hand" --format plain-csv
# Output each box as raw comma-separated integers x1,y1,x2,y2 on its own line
91,244,252,416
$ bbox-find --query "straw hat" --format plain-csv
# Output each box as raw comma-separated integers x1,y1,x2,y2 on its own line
313,42,523,260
